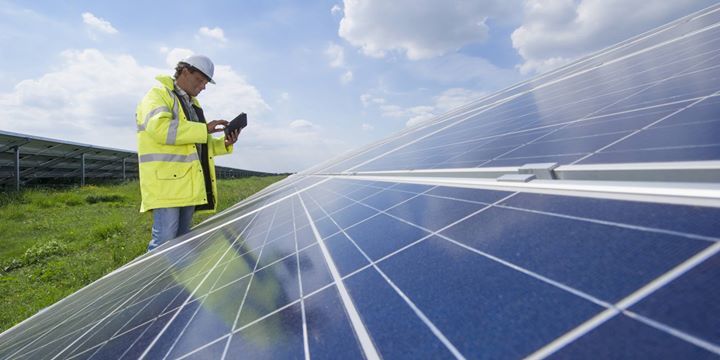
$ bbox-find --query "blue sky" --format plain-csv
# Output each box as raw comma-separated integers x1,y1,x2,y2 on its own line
0,0,715,172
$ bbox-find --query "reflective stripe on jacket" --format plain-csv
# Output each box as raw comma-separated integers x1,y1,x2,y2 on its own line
135,75,232,213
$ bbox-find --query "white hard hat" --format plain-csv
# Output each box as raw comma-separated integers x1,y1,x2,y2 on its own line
180,55,216,84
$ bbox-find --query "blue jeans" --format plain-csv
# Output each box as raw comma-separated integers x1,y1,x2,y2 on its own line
148,206,195,251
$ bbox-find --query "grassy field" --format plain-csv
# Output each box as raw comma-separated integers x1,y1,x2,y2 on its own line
0,176,286,333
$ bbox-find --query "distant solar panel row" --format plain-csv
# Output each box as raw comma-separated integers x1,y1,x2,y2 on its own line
0,130,270,189
1,4,719,359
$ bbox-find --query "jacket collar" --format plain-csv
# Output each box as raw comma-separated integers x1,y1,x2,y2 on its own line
155,74,198,104
155,74,175,90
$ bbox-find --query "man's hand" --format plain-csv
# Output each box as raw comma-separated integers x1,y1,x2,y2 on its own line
207,120,228,134
225,129,240,149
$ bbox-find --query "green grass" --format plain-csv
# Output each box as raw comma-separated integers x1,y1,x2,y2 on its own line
0,176,286,333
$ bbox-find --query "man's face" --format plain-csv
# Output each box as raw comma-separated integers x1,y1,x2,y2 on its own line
182,68,209,97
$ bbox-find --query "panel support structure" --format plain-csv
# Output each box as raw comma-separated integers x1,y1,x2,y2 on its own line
122,158,126,182
80,153,86,187
14,146,20,192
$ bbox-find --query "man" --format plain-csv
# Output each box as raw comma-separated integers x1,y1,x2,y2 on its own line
135,55,241,251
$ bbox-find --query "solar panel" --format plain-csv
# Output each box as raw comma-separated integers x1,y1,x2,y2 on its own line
2,4,720,359
0,130,273,190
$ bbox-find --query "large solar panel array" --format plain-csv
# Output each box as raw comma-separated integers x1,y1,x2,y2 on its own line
0,130,271,190
2,5,720,359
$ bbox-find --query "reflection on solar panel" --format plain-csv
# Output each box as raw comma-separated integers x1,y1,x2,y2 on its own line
2,5,720,359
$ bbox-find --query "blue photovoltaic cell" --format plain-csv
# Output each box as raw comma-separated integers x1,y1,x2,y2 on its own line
224,303,304,358
357,189,421,211
344,26,720,172
323,232,370,276
304,286,364,359
630,253,720,345
440,205,709,302
343,213,431,261
385,194,487,231
552,315,717,359
500,192,720,238
376,236,603,358
298,244,333,295
2,5,720,360
345,266,457,358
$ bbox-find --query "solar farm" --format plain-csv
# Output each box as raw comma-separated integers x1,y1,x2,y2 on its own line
1,4,719,359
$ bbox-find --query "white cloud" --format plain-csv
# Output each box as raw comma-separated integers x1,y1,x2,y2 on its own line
380,104,434,126
433,88,487,112
325,43,345,68
365,88,485,127
81,12,117,36
360,93,385,107
338,0,517,60
405,112,436,127
0,47,345,173
215,119,347,173
0,49,157,150
331,4,343,16
340,70,353,84
325,42,353,84
289,119,315,131
0,48,268,156
164,48,194,67
512,0,718,74
406,53,524,89
197,26,228,43
362,123,374,131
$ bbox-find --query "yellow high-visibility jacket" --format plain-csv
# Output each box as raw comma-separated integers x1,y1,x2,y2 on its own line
135,75,232,213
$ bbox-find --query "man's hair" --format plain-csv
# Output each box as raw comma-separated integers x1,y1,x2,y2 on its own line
174,62,194,79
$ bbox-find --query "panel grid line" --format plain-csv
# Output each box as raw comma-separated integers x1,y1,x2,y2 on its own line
20,238,219,360
298,193,381,360
220,205,281,359
573,89,720,164
292,196,311,360
318,183,718,354
339,21,720,174
320,187,613,309
525,241,720,359
136,208,263,359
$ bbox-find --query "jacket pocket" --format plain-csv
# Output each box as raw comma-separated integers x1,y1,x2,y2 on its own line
154,163,194,200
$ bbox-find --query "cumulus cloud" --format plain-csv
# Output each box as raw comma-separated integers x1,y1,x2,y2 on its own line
325,43,345,68
331,4,342,16
362,123,374,131
512,0,718,74
164,48,194,67
325,42,353,84
406,53,523,88
0,48,343,172
289,119,316,131
0,49,156,150
82,12,117,37
340,70,353,84
0,49,267,152
433,88,488,112
197,26,228,43
215,118,347,172
360,93,386,107
381,104,435,127
364,88,485,127
338,0,517,60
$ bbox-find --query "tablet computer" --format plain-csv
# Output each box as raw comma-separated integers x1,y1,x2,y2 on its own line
225,113,247,135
